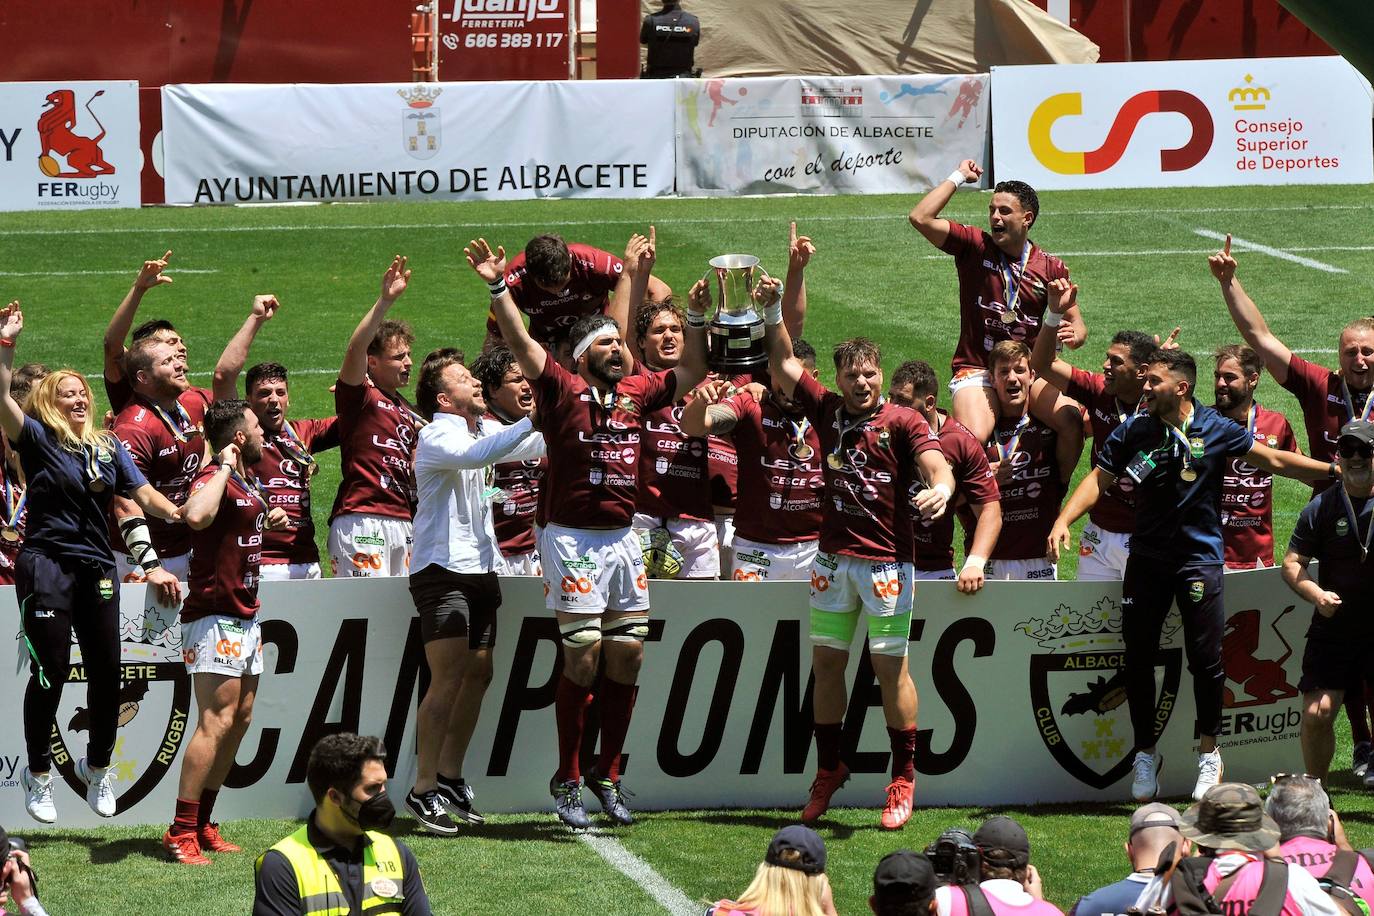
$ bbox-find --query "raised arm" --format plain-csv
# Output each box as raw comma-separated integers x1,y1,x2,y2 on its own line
612,229,656,374
105,251,173,385
1030,278,1078,392
1047,467,1111,561
1208,235,1293,384
181,447,237,530
213,295,279,400
672,276,710,395
426,416,543,471
782,222,814,339
761,279,805,399
340,257,410,387
1245,441,1332,483
908,159,981,248
466,239,547,382
0,302,25,442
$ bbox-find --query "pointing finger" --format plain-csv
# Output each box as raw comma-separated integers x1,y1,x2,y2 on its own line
789,221,797,246
1223,234,1231,257
648,225,656,249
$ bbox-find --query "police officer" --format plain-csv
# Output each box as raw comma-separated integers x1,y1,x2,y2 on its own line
253,734,432,916
1283,420,1374,782
640,0,700,78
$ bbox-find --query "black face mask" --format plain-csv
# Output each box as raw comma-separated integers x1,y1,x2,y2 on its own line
341,789,396,832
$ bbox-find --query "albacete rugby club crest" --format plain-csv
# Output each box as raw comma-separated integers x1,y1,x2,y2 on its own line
50,593,191,815
400,86,442,160
1018,599,1183,790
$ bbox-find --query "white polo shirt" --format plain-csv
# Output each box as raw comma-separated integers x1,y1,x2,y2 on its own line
411,412,545,575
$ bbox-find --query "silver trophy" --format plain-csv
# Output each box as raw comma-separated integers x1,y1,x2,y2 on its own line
704,254,771,372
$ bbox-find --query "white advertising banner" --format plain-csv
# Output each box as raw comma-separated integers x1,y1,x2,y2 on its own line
0,81,141,211
674,75,991,196
990,56,1374,189
160,81,676,204
0,571,1306,827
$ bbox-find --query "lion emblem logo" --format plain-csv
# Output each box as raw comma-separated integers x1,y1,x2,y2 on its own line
37,89,116,178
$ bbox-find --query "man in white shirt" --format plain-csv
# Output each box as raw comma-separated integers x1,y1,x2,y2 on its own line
403,347,545,834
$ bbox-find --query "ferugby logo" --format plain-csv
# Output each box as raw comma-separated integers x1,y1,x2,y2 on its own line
1019,598,1182,790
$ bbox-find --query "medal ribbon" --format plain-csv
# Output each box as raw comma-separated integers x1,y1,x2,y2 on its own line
830,403,880,468
995,413,1031,462
1338,486,1374,564
278,421,318,471
1163,409,1195,476
149,399,197,443
789,417,811,450
228,467,269,511
83,444,104,489
2,473,25,530
1245,404,1257,437
1000,241,1031,322
1341,380,1374,424
1116,394,1147,425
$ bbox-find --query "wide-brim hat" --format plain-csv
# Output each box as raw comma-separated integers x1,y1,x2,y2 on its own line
1179,783,1280,852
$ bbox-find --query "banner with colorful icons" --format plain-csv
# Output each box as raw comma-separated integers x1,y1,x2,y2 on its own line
674,74,990,196
990,56,1373,189
0,80,141,211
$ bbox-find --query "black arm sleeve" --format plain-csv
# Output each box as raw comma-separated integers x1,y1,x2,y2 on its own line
640,16,653,43
253,850,305,916
400,842,433,916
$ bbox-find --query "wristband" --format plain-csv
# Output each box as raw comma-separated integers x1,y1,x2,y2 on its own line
1042,310,1063,328
0,338,15,349
933,482,953,502
961,554,987,572
118,515,162,572
1329,462,1339,479
487,279,507,297
685,311,706,328
763,303,783,326
947,169,969,187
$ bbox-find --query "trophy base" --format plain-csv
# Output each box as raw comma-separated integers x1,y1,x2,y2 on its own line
709,320,768,373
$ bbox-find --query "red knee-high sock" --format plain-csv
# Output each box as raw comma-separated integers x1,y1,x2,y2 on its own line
888,726,918,781
596,678,638,781
814,722,844,772
197,788,219,827
555,676,594,783
172,797,200,836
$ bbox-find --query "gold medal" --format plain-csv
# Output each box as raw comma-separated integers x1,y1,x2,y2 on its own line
1180,467,1197,482
795,444,814,460
826,452,843,470
0,526,18,543
1000,309,1017,325
89,478,107,493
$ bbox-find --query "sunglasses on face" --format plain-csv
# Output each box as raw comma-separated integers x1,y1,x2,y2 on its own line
1338,442,1373,460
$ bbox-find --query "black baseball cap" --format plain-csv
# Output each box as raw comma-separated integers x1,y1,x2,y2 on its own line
765,825,827,875
974,815,1030,867
873,850,938,903
1338,420,1374,450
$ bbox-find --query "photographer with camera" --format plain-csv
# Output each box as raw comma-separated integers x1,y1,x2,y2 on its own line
0,826,48,916
1069,804,1188,916
930,817,1064,916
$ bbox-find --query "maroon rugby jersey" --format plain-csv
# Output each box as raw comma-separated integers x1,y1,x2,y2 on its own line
792,373,941,561
637,388,712,521
533,358,677,529
1066,367,1140,534
1281,353,1368,493
708,435,738,511
912,414,998,571
485,411,545,557
104,378,209,417
1220,404,1299,567
330,378,419,522
721,390,823,545
182,466,266,623
972,413,1064,561
0,445,26,586
489,243,623,343
114,389,212,558
939,220,1070,374
251,417,339,566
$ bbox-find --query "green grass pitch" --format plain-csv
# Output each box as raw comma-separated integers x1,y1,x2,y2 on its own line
3,183,1372,914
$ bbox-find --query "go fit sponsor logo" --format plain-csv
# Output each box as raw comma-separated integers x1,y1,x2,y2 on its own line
1028,89,1213,175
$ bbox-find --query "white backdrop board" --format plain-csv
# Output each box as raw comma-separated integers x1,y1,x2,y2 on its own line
674,75,991,196
0,571,1307,827
161,81,676,204
0,80,141,212
990,57,1374,189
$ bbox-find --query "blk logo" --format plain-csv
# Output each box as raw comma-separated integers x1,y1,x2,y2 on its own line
1028,90,1213,175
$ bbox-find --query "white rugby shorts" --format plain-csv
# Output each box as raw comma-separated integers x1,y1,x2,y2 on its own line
117,551,190,584
985,557,1058,581
631,513,720,579
328,513,413,578
497,549,542,577
914,568,957,581
1076,521,1131,581
948,368,994,396
731,536,818,582
809,551,914,617
181,614,264,677
258,562,322,581
542,523,650,615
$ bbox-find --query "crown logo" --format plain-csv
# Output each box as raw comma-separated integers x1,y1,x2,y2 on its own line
398,85,443,108
1229,74,1270,111
1015,598,1181,651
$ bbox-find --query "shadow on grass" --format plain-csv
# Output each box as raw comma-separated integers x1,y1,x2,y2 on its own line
391,818,584,844
31,832,172,865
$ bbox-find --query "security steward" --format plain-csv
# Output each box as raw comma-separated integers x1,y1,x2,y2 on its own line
253,734,432,916
640,0,700,78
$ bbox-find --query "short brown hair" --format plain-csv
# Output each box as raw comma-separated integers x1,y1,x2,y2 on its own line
1342,317,1374,339
833,337,881,372
989,340,1031,371
1213,344,1262,378
126,337,175,381
368,319,414,356
635,299,685,344
415,347,466,420
891,359,938,398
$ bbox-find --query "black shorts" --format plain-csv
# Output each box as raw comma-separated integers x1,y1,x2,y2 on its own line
408,564,501,648
1299,631,1374,693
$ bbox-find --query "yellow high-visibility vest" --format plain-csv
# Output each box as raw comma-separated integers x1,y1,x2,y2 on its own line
256,825,405,916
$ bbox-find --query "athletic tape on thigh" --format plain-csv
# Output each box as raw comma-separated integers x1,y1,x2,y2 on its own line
559,616,602,648
604,614,650,643
867,609,913,656
809,606,860,649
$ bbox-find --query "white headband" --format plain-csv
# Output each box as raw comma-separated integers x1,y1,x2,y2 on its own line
572,320,619,362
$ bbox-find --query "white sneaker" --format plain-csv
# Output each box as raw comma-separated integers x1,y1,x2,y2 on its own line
76,757,117,817
1193,749,1224,801
1131,750,1162,801
21,768,56,824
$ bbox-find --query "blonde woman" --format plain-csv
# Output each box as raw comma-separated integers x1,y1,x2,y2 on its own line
0,302,183,825
709,825,838,916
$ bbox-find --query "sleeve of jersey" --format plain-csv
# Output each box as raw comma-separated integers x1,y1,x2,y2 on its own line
596,253,625,293
334,378,367,417
17,415,42,451
639,368,679,413
1279,419,1301,454
1065,367,1104,405
1287,499,1322,558
533,355,571,409
1096,421,1133,476
937,219,981,258
1279,353,1323,398
305,416,342,453
959,437,1000,503
113,439,149,495
791,371,826,421
115,423,154,476
1221,416,1256,457
722,392,759,428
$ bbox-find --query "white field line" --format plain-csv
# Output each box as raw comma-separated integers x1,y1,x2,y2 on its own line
1193,229,1347,274
575,830,698,916
0,202,1366,237
0,268,218,277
